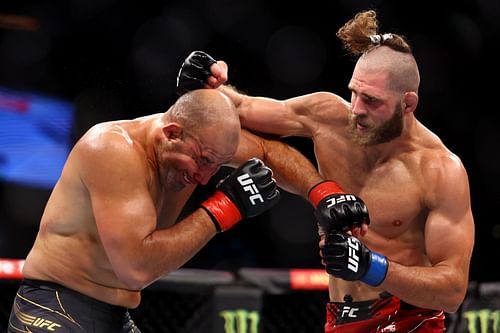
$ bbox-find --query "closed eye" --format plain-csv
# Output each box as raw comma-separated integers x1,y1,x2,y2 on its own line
199,156,213,167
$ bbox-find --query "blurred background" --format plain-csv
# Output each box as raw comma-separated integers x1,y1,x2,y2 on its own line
0,0,499,283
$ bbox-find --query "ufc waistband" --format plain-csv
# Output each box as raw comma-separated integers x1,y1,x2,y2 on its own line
325,292,445,332
8,278,141,332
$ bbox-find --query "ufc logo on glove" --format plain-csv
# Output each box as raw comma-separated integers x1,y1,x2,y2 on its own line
201,158,279,233
237,173,264,205
326,194,357,207
347,238,360,273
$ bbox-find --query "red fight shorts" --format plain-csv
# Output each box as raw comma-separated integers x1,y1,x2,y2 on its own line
325,292,445,332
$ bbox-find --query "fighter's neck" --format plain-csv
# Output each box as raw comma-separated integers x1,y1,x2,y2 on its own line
361,118,420,167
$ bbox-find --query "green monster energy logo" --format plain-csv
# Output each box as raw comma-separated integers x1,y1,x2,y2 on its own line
219,309,260,333
464,309,500,333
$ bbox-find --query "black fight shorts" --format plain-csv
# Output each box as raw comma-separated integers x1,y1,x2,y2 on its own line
8,279,141,333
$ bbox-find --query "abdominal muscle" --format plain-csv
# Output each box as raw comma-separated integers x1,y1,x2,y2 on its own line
327,230,429,303
329,278,383,302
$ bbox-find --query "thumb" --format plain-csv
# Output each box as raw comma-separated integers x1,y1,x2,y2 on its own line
207,61,228,87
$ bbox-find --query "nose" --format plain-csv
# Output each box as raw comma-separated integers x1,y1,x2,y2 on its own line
351,103,366,117
350,95,367,117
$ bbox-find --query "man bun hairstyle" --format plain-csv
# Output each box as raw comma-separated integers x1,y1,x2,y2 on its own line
336,10,412,57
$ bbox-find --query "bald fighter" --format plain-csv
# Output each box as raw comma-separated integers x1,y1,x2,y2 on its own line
7,89,321,332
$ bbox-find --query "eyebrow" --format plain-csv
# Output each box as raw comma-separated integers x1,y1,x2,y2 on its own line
349,85,381,101
361,92,379,100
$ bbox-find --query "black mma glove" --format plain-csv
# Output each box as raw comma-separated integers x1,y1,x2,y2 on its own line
201,158,280,232
176,50,217,96
308,181,369,234
323,231,388,287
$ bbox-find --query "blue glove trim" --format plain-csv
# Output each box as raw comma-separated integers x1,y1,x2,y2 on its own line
361,251,388,286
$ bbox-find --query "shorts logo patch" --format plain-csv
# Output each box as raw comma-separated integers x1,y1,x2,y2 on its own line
341,306,359,318
16,308,62,331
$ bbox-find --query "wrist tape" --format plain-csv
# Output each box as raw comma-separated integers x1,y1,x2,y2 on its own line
308,181,344,207
201,191,242,232
361,251,388,287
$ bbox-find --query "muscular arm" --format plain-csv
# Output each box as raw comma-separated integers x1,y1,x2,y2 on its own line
220,86,347,139
381,154,474,313
79,133,217,290
177,53,350,138
231,129,323,198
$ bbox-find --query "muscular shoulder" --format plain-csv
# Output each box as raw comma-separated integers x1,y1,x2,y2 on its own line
418,145,469,209
286,91,350,133
77,123,132,156
288,91,349,117
405,123,467,192
420,148,466,181
74,122,148,186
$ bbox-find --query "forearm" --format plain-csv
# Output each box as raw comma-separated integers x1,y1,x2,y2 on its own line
124,157,279,288
234,130,322,198
118,209,216,289
262,141,322,198
382,261,467,313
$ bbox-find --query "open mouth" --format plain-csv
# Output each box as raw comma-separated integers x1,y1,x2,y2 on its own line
356,121,368,130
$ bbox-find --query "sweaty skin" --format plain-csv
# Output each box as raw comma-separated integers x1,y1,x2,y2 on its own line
22,89,323,309
25,120,217,308
22,90,241,308
209,46,474,313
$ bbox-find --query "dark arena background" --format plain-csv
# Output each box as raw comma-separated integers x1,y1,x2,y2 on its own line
1,0,499,332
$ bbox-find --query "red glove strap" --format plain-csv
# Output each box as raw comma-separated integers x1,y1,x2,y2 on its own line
308,181,344,207
202,191,242,232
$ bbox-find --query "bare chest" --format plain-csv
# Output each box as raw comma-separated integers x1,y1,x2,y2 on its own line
316,145,425,239
357,181,424,239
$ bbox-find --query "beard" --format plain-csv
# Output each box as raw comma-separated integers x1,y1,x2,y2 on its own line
349,104,404,146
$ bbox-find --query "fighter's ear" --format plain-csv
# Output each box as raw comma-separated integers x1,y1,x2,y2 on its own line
162,123,183,140
403,91,418,114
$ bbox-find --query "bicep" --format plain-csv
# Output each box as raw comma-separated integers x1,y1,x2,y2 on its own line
90,173,156,248
238,93,334,138
424,162,474,273
79,143,157,263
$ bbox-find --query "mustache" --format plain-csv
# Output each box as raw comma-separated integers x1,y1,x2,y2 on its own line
351,114,370,126
352,114,366,121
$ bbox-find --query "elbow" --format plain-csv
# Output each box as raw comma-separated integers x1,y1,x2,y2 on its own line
115,268,156,291
443,302,461,314
442,280,469,313
444,302,462,314
443,292,466,314
115,264,179,291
